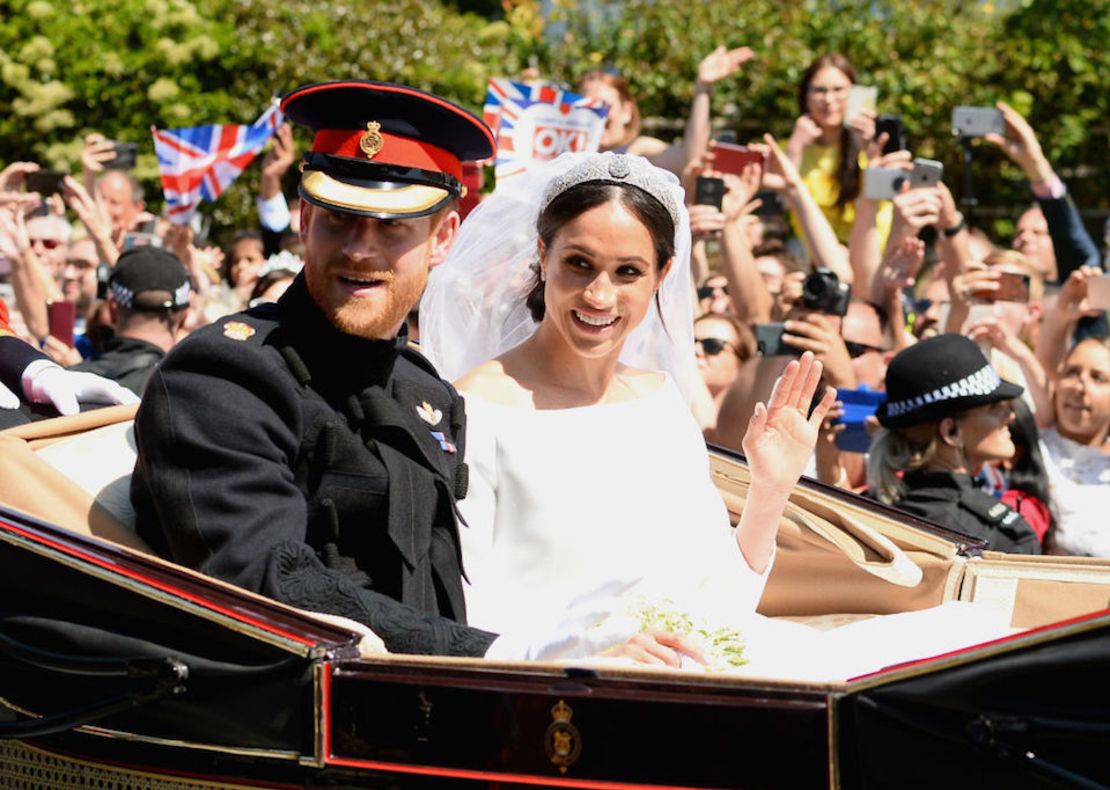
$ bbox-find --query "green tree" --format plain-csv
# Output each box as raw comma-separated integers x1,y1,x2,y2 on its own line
1,0,1107,244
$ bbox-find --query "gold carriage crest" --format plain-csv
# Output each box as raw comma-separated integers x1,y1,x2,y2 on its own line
544,699,582,774
359,121,384,158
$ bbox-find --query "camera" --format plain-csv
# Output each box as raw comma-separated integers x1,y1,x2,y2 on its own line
108,141,138,170
802,268,850,316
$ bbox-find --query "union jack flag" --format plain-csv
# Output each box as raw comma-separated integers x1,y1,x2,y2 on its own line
482,79,608,180
151,102,283,224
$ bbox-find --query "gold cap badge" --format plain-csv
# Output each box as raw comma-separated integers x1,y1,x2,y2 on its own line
359,121,384,159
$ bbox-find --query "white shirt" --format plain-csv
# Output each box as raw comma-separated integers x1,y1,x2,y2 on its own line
1040,427,1110,556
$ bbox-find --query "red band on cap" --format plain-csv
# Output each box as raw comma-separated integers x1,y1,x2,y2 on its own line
312,129,463,181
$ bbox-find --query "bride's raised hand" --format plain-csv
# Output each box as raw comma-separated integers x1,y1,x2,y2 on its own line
741,351,836,495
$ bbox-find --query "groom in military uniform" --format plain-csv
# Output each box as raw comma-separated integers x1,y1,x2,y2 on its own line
132,81,499,656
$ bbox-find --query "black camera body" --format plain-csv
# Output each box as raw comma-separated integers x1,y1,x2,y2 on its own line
802,268,850,316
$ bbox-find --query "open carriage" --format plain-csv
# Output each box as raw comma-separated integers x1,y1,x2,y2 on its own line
2,406,1110,789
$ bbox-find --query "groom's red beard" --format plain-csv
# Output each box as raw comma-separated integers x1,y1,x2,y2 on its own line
305,260,429,340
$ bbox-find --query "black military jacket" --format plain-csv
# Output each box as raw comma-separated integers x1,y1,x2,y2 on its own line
131,275,495,656
69,335,165,397
891,471,1041,554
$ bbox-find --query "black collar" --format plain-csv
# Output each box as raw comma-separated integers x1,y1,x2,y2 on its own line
903,469,978,491
275,273,407,395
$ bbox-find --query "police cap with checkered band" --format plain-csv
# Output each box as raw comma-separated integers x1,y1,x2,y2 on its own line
876,333,1023,429
108,247,191,312
280,80,494,220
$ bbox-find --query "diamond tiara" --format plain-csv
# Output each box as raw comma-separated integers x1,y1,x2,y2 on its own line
539,153,682,228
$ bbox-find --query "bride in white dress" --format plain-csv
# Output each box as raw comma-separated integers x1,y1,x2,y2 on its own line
421,152,835,666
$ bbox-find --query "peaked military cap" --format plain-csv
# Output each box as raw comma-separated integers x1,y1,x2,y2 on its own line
280,80,495,219
877,333,1023,429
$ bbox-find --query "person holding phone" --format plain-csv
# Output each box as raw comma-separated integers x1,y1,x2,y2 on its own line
969,270,1110,556
786,53,892,249
578,45,753,177
982,102,1101,286
0,205,67,343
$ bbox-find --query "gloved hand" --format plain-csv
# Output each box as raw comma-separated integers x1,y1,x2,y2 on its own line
0,380,20,409
22,359,139,416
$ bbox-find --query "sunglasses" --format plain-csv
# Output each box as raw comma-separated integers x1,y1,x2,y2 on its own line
697,284,729,300
695,337,737,357
844,340,887,359
31,238,62,250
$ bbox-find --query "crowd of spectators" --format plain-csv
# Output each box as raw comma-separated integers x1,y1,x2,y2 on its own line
1,49,1108,560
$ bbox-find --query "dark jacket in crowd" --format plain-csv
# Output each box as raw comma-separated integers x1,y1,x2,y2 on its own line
131,274,496,657
886,470,1041,554
69,336,166,397
1039,192,1107,339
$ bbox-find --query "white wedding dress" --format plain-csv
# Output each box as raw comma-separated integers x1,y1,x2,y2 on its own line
458,374,1017,676
459,374,771,661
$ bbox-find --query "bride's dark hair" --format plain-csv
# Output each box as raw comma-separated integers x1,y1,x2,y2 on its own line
526,182,676,322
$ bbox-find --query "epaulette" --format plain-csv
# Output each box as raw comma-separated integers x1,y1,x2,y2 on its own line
958,490,1020,527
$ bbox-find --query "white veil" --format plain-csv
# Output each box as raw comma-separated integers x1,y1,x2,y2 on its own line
420,151,698,402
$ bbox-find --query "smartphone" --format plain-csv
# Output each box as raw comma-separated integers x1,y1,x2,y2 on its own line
1086,274,1110,310
875,113,906,155
25,170,67,196
122,232,162,250
845,85,878,123
755,322,802,358
971,271,1031,303
108,141,138,170
909,158,943,189
711,142,763,178
694,176,725,210
864,159,943,200
864,167,909,200
753,190,785,216
952,106,1004,138
833,387,886,453
47,300,76,347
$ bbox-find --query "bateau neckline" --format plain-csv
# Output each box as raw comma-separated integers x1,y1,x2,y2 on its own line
462,371,672,414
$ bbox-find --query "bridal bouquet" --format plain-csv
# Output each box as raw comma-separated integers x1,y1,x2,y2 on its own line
631,597,747,670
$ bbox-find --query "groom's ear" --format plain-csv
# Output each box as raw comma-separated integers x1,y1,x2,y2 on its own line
427,208,460,268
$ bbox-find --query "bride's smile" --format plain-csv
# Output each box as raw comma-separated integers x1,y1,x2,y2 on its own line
537,199,671,360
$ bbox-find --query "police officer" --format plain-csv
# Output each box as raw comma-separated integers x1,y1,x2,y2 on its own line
131,81,503,655
68,246,191,396
868,333,1040,553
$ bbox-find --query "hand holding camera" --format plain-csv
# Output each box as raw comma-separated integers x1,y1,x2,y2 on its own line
81,134,120,175
780,312,856,388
